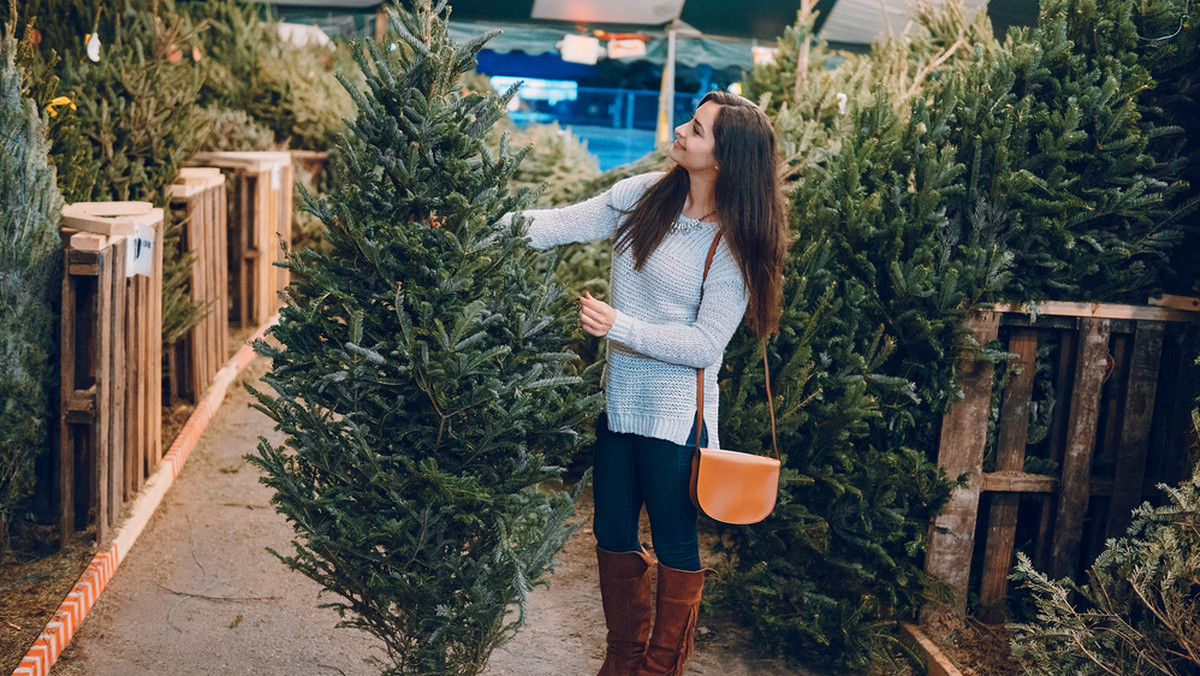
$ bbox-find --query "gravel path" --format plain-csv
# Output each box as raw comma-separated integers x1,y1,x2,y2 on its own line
49,358,806,676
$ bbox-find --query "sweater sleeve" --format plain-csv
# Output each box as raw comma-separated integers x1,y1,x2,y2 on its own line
605,252,749,368
507,173,662,250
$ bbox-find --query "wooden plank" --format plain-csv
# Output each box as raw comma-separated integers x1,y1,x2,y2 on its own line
191,150,294,172
998,313,1079,331
1051,317,1111,578
899,623,964,676
95,239,114,543
128,211,164,229
233,170,252,327
69,232,108,251
1147,294,1200,312
180,198,196,405
1035,329,1077,571
64,201,153,217
1093,334,1130,483
127,259,144,492
1089,477,1115,496
188,193,203,398
981,471,1058,493
993,301,1196,324
993,331,1040,474
109,237,127,521
201,180,228,390
191,192,207,397
979,329,1038,619
923,310,1000,618
213,179,230,361
67,249,102,277
255,171,272,326
150,212,163,463
59,260,78,546
167,195,190,405
1105,321,1164,538
274,161,293,313
179,166,222,179
65,387,97,423
61,213,138,237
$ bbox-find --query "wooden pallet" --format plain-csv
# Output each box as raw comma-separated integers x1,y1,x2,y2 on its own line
166,168,230,405
190,151,293,328
289,149,330,192
923,300,1200,621
58,206,164,546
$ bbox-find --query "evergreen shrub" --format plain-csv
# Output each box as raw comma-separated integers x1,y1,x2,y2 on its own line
940,0,1195,303
712,88,990,672
0,26,62,550
198,105,278,152
710,0,1198,668
248,2,598,673
18,0,211,347
1135,0,1199,295
184,0,358,151
1010,455,1200,675
506,121,599,208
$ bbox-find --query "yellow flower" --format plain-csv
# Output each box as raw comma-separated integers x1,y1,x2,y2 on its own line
45,96,77,118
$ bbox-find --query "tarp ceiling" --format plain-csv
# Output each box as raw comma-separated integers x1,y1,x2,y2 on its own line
261,0,1039,69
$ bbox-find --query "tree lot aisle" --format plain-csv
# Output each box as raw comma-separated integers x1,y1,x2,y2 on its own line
47,358,802,676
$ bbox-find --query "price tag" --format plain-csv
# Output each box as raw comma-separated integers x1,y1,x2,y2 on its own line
126,222,156,278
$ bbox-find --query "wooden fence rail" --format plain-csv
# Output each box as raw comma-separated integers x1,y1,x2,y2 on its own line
924,299,1199,622
58,204,163,545
166,168,229,405
190,151,293,329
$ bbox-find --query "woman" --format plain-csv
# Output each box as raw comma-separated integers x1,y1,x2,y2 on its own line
519,90,787,676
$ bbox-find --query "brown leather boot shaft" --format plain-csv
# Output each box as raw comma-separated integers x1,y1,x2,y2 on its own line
636,565,714,676
596,547,656,676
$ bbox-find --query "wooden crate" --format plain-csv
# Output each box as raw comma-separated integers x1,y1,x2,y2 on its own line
189,151,293,328
289,149,330,193
58,204,164,545
923,300,1200,621
166,168,229,404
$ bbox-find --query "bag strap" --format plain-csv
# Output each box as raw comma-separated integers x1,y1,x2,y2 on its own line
694,233,780,462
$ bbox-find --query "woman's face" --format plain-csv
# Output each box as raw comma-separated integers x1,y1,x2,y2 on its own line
669,101,721,175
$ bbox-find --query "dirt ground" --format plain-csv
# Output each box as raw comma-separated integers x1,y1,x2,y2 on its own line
922,615,1020,676
2,358,815,676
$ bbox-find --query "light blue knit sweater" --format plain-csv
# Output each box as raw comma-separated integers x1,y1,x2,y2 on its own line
520,172,749,448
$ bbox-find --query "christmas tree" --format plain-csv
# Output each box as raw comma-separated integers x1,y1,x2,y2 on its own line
184,0,358,151
1135,0,1199,296
17,0,210,347
713,89,983,672
712,0,1196,668
9,7,98,206
1011,457,1200,675
0,21,62,550
744,0,997,181
248,2,597,674
941,0,1193,303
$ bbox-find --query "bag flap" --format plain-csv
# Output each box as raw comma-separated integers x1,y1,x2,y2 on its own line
694,447,780,525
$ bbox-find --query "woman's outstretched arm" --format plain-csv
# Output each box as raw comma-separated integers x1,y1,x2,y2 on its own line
505,173,660,250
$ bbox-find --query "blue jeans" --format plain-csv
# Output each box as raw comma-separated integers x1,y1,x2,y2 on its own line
591,413,707,571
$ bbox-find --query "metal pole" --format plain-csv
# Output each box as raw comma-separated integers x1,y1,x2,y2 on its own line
655,21,677,147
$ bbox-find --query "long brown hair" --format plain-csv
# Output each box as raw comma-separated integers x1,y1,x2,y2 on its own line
613,91,788,339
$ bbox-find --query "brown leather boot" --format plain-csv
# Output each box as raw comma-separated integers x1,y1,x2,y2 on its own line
636,565,715,676
596,547,656,676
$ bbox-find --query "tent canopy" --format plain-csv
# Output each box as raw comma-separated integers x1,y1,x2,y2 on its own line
262,0,1039,69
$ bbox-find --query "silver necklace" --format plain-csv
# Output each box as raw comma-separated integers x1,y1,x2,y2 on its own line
673,208,718,231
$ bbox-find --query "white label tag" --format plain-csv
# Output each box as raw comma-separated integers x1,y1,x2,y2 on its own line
126,223,155,278
272,166,282,191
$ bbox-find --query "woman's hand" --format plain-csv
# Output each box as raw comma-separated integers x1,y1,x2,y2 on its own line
578,291,616,337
